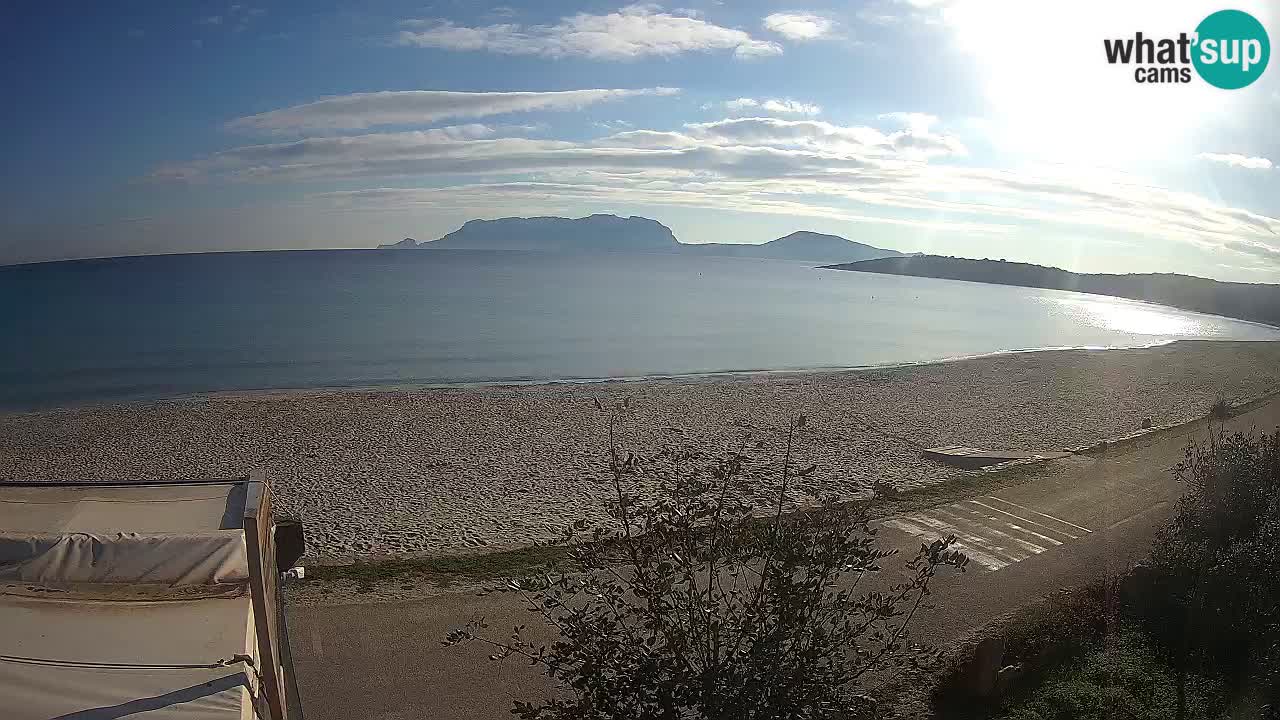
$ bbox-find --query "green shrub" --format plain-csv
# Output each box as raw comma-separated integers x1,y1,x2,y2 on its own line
1002,632,1226,720
931,582,1117,720
1135,429,1280,710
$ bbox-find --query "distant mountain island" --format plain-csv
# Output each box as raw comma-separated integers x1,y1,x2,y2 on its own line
378,214,904,263
825,255,1280,328
680,231,905,264
409,214,680,252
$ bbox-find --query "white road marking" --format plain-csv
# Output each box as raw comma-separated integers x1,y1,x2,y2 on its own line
906,513,1031,563
881,494,1097,573
881,518,1010,571
986,496,1094,534
932,508,1049,555
950,503,1065,546
946,542,1010,571
966,500,1080,540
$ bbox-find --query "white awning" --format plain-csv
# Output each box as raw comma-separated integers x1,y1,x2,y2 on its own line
0,595,260,720
0,483,248,533
0,481,271,720
0,531,249,589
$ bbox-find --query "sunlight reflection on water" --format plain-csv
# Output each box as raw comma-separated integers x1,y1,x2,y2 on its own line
1047,295,1207,336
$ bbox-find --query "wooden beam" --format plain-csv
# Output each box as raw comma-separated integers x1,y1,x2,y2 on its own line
244,469,288,720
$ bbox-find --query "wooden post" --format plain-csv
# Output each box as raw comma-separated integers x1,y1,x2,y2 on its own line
244,469,288,720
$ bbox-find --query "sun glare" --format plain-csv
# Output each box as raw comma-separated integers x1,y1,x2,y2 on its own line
942,0,1241,165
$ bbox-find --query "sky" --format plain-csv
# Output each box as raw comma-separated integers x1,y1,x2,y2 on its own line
2,0,1279,281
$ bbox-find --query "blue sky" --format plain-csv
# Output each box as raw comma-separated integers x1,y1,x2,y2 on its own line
2,0,1279,281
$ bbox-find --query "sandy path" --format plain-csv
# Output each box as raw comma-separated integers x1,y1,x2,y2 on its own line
1,340,1278,559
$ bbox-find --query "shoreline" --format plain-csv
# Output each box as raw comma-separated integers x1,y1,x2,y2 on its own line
3,340,1280,561
198,338,1185,397
4,337,1202,415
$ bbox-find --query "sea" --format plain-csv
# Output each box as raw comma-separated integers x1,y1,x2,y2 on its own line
3,249,1278,410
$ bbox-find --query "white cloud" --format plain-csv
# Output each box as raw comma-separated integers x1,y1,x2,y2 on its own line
723,98,821,115
228,87,680,132
762,99,821,115
673,117,962,159
593,120,635,131
162,117,963,184
199,6,264,32
152,115,1280,267
878,112,938,132
762,12,833,41
309,183,1013,235
855,7,902,26
157,114,972,185
888,130,964,158
875,113,963,157
1197,153,1274,170
395,5,783,60
680,117,890,151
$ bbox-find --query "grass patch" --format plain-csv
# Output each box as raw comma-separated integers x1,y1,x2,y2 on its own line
306,544,567,584
873,462,1050,519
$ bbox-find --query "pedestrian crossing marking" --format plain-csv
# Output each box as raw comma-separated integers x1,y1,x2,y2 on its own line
882,517,1015,571
933,507,1049,554
901,513,1031,563
967,499,1081,540
880,497,1092,572
986,496,1094,534
952,503,1065,546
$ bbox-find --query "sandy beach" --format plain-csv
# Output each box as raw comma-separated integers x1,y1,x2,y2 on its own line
2,339,1278,560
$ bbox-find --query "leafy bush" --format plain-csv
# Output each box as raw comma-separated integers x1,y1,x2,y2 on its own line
445,408,968,720
1001,632,1226,720
931,582,1119,719
1135,429,1280,716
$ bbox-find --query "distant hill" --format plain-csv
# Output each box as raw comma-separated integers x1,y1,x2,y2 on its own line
378,217,904,262
379,214,679,252
680,231,903,263
825,255,1280,328
381,238,419,249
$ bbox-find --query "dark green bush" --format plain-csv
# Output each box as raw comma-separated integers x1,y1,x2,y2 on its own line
1001,632,1226,720
1134,429,1280,716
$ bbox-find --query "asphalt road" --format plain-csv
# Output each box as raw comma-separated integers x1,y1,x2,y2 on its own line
286,398,1280,720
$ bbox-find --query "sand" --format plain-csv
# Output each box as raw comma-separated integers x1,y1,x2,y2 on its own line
1,340,1279,560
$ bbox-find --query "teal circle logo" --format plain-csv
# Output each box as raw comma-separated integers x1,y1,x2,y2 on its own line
1193,9,1270,89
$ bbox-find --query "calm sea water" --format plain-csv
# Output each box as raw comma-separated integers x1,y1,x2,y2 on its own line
3,249,1278,409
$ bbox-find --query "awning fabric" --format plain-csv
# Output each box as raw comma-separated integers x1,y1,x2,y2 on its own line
0,531,249,589
0,595,259,720
0,483,248,534
2,662,252,720
0,482,264,720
